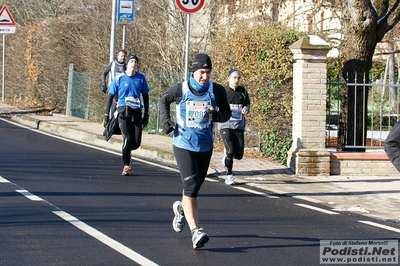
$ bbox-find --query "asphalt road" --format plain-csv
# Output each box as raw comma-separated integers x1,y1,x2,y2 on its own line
0,119,399,266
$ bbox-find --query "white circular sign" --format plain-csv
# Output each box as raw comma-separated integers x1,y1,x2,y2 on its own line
175,0,205,14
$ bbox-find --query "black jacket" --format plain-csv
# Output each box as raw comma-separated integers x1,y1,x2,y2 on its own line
103,112,121,141
384,121,400,172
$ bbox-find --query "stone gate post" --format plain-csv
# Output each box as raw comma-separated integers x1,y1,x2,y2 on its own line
287,35,331,176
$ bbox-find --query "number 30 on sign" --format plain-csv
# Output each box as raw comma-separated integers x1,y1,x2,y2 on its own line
175,0,205,14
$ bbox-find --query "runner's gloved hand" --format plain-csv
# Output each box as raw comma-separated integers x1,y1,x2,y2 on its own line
142,113,149,128
102,84,107,93
163,121,174,134
208,106,220,121
103,114,109,128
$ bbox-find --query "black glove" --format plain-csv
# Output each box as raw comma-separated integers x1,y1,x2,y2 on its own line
142,113,149,128
209,106,219,121
163,121,174,134
103,114,109,128
102,84,107,93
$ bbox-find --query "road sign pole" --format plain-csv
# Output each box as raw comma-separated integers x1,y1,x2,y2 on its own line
122,24,126,49
175,0,205,81
2,34,5,102
184,14,190,81
0,5,16,102
109,0,117,63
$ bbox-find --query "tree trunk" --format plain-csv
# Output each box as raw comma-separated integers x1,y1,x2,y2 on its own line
388,45,397,114
339,1,378,152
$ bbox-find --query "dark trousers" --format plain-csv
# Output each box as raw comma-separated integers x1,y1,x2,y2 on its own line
220,128,245,175
118,107,142,166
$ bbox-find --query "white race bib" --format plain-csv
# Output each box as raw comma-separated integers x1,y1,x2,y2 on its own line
125,97,141,109
230,104,243,121
186,101,211,129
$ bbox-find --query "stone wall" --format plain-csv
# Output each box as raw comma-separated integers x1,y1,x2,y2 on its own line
330,152,398,176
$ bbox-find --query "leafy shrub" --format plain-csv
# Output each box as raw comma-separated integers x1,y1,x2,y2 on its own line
259,130,292,164
210,22,303,163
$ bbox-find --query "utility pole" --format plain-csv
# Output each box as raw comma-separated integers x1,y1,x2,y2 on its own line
109,0,117,63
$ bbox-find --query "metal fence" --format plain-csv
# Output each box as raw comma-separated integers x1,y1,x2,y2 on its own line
66,64,93,119
326,77,400,149
66,64,184,124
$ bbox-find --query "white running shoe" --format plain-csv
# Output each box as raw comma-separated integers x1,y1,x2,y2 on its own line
121,165,131,176
192,228,209,249
172,201,185,233
225,174,235,185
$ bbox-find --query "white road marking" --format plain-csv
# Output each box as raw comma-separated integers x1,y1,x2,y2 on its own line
285,194,323,204
234,186,279,198
359,220,400,234
16,190,43,201
53,211,159,265
0,175,10,183
263,187,323,203
295,203,340,215
205,177,219,182
4,181,160,264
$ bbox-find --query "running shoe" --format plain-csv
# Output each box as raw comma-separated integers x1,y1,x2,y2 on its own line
225,174,235,185
191,228,209,249
172,201,185,233
121,165,131,176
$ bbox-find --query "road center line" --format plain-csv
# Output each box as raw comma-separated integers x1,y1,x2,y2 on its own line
295,203,340,215
53,211,159,266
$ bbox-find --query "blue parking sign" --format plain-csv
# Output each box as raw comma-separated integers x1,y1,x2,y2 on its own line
117,0,135,24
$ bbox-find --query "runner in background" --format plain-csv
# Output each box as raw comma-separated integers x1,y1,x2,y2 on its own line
218,69,251,185
102,49,127,118
102,49,127,93
103,54,149,176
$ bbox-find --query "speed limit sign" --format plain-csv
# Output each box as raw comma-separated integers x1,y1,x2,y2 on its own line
175,0,205,14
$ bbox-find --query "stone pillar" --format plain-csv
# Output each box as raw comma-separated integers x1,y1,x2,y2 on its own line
287,35,331,176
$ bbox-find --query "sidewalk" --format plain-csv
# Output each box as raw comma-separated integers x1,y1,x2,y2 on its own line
1,102,400,224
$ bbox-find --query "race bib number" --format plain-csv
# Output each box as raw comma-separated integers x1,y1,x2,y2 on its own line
125,97,141,109
230,104,243,121
186,101,211,128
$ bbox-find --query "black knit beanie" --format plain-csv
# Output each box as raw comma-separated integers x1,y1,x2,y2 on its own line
192,54,212,73
126,54,139,64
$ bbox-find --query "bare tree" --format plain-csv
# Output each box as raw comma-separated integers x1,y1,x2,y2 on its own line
2,0,77,26
338,0,400,151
